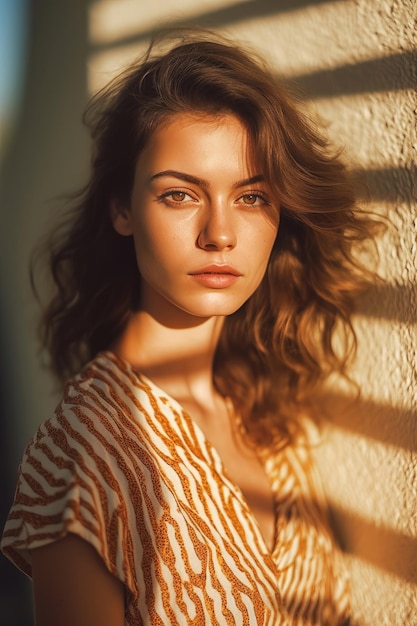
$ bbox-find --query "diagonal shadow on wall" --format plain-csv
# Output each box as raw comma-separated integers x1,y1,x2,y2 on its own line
354,165,417,205
317,392,417,453
88,0,347,52
291,51,417,98
329,502,417,584
356,283,417,325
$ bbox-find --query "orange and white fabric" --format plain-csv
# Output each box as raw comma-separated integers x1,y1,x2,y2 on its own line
2,352,350,625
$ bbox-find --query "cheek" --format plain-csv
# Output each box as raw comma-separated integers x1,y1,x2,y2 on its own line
132,221,181,280
136,210,185,244
266,221,279,254
253,233,277,281
257,226,278,261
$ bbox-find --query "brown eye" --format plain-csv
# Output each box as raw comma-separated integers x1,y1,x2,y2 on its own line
240,193,270,207
170,191,187,202
242,194,258,205
158,190,195,206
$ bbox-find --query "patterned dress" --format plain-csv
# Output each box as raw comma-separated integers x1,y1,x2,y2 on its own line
2,352,350,625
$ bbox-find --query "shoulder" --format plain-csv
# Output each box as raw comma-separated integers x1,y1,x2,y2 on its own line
2,351,198,601
1,352,165,580
13,352,167,508
35,351,155,455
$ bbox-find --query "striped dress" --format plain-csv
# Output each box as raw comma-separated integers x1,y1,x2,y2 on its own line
2,352,350,625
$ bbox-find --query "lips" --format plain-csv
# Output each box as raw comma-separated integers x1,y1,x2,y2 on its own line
189,264,242,288
189,264,241,277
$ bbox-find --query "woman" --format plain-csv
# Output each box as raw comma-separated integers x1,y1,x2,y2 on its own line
2,30,375,625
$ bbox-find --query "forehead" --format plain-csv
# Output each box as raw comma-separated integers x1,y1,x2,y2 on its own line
151,112,250,147
137,112,260,177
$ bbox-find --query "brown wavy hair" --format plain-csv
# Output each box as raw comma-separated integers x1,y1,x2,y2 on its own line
33,30,378,447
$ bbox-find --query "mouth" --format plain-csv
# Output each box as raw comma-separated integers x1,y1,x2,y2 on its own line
189,265,242,288
189,264,241,277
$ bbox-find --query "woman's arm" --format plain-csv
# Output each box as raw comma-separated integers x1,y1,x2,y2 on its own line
31,533,125,626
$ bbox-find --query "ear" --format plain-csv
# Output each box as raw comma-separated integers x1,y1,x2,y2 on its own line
110,200,133,236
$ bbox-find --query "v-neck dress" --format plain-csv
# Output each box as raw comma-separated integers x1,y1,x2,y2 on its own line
2,352,350,625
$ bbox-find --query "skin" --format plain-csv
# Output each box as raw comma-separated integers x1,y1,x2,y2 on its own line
113,112,279,322
31,113,280,624
31,534,124,626
111,112,279,414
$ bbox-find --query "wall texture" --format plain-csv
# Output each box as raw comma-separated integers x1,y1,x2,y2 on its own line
1,0,416,624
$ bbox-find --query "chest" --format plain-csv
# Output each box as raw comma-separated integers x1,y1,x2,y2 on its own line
121,394,349,625
203,425,277,553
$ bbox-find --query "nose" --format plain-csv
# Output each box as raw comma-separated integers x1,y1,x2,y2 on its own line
197,203,237,251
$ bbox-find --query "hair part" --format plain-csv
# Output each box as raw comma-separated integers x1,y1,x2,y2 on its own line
32,29,379,448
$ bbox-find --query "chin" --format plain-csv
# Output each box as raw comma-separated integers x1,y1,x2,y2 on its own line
181,298,247,318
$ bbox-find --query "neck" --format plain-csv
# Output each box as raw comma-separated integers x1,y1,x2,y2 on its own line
112,308,225,414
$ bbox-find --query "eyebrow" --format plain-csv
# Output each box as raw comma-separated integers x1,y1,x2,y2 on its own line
149,170,265,189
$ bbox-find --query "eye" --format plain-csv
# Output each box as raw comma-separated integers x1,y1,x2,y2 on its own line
169,191,188,202
239,193,270,207
157,190,196,205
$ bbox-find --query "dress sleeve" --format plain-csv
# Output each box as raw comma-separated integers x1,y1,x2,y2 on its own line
1,403,137,597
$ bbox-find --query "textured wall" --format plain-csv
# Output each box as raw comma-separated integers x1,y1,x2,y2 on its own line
1,0,416,624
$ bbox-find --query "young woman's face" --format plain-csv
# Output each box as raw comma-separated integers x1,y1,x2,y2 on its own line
112,113,279,322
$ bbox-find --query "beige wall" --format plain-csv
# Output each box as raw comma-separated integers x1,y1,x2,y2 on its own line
1,0,416,624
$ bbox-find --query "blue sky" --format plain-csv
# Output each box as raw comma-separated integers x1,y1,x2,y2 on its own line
0,0,28,115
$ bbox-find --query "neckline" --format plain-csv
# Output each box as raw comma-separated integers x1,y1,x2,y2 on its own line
97,350,279,558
